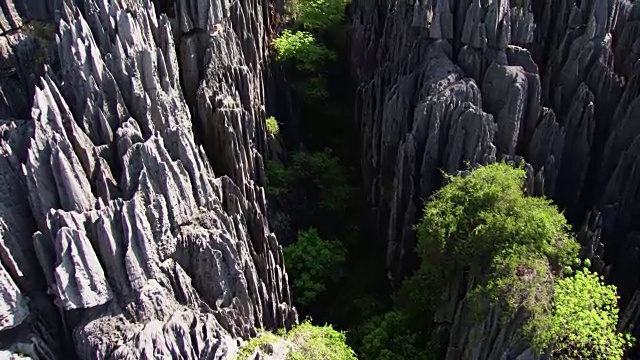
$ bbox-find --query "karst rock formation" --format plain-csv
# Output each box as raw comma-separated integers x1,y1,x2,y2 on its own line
5,0,640,358
350,0,640,357
0,0,296,358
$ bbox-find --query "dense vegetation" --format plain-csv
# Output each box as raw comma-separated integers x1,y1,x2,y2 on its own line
284,228,347,305
356,164,632,359
529,268,633,359
265,0,384,348
236,321,356,360
265,1,633,359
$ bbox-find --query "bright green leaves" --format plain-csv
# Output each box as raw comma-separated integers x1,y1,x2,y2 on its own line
236,321,356,360
527,269,633,359
417,163,576,271
287,0,349,30
416,164,579,318
273,30,336,72
236,332,281,360
272,0,348,102
284,228,347,306
412,163,632,358
266,116,280,136
286,321,357,360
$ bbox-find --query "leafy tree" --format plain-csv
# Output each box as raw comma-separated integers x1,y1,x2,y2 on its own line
287,0,349,30
284,228,347,306
415,163,578,323
358,163,634,359
359,311,427,360
527,269,633,359
266,116,280,136
272,30,336,72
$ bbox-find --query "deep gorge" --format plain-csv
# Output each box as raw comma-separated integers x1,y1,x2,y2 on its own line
2,0,640,359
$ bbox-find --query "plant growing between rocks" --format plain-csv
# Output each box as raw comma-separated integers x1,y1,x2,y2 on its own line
236,321,356,360
266,116,280,136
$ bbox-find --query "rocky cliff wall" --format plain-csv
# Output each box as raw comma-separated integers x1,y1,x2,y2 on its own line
0,0,296,358
350,0,640,357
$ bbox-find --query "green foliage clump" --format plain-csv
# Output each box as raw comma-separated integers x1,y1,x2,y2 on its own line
273,30,336,72
266,160,292,197
415,163,578,322
266,116,280,136
265,150,352,213
235,321,356,360
284,228,347,305
527,269,633,359
287,0,349,30
290,150,352,212
236,331,281,360
359,311,428,360
287,321,357,360
358,163,630,359
417,163,577,271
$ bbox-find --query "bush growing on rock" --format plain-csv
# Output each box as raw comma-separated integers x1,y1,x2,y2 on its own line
236,321,356,360
416,163,578,322
528,268,633,359
358,163,632,359
266,116,280,136
287,321,357,360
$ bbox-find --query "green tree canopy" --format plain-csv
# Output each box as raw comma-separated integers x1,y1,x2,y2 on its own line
272,30,335,72
287,0,349,30
284,228,347,306
528,268,633,359
358,163,633,359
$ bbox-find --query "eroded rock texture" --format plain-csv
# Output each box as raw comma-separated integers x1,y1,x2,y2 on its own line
0,0,295,358
350,0,640,357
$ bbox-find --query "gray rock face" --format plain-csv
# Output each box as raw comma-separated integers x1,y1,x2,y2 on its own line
0,0,295,358
351,0,640,356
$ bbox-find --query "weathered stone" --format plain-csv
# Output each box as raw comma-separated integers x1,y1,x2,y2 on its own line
350,0,640,356
0,0,295,358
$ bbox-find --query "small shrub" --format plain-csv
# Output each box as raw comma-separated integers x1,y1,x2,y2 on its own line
527,269,633,359
235,322,356,360
284,228,347,305
236,331,281,360
287,321,357,360
273,30,336,72
266,116,280,136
